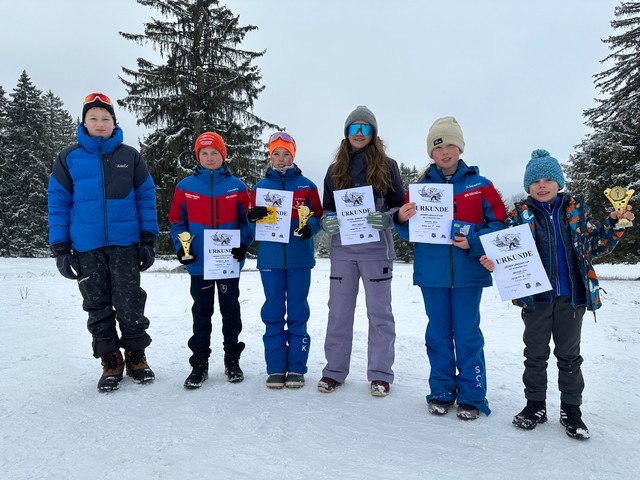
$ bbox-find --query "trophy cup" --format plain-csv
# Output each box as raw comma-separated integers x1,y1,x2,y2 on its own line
604,186,635,229
177,232,195,261
294,206,314,237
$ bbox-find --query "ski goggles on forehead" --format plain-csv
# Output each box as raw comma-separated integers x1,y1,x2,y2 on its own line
347,123,373,136
83,93,113,107
269,131,296,146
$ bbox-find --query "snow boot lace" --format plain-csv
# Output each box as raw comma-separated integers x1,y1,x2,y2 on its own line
125,350,155,384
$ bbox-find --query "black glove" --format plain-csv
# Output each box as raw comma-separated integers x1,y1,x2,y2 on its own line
247,206,269,223
52,243,80,280
138,232,156,272
296,224,312,240
231,243,248,261
176,247,196,265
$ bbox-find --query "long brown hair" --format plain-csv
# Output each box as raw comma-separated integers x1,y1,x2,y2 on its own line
330,136,392,195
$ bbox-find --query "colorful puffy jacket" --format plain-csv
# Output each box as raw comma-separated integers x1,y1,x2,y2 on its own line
168,163,251,276
394,160,506,288
48,124,159,252
508,194,625,311
249,164,323,269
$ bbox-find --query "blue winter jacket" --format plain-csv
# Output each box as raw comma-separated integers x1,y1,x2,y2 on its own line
394,160,506,288
48,124,159,252
168,163,252,276
249,165,323,269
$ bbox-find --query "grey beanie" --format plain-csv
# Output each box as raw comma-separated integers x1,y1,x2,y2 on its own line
344,105,378,137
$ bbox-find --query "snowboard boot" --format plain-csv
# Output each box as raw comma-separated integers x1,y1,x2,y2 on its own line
97,350,124,392
560,402,590,440
224,342,245,383
184,361,209,390
513,400,547,430
124,350,155,384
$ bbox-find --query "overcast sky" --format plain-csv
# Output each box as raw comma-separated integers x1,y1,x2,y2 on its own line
2,0,621,198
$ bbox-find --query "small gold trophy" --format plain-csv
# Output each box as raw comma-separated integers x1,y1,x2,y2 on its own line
294,206,314,237
604,186,635,229
177,232,195,261
257,205,278,224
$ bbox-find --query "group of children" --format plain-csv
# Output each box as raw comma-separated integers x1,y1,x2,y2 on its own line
48,94,635,441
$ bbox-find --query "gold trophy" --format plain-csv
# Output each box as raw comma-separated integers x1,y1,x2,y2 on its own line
294,206,314,237
257,205,277,224
604,186,635,229
177,232,195,261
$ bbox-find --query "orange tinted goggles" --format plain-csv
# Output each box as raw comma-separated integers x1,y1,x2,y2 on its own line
83,93,113,107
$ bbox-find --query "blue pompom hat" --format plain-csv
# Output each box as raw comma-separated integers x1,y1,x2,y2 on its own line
523,149,565,193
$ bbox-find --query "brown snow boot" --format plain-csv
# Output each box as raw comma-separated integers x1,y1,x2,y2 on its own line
125,350,155,384
97,350,124,392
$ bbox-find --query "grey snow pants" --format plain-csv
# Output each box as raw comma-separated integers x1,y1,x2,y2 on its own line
322,259,396,383
521,295,585,405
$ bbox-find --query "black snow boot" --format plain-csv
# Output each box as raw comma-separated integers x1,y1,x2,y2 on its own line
97,350,124,392
184,361,209,390
513,400,547,430
125,350,155,384
560,402,590,440
224,342,245,383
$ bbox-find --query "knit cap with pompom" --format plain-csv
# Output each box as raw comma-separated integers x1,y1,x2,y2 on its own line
523,149,565,193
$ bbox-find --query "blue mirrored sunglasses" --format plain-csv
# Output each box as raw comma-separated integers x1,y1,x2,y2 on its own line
347,123,373,136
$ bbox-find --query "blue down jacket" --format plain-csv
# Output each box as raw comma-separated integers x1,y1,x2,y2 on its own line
48,124,158,252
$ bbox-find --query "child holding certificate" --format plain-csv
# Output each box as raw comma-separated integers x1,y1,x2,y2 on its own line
168,132,252,389
480,149,634,439
246,132,323,389
394,116,506,420
318,106,405,397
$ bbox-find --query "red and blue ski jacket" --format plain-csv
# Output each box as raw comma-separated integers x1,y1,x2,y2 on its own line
249,164,323,269
168,163,251,276
394,160,506,288
48,124,159,252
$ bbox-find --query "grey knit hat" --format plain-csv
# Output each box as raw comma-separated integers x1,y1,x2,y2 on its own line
523,149,565,193
344,105,378,137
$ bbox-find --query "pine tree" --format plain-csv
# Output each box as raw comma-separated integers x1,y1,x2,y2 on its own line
0,86,9,250
1,72,49,256
567,1,640,263
119,0,278,252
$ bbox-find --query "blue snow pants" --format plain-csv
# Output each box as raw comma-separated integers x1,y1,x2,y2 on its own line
259,268,311,374
420,286,490,415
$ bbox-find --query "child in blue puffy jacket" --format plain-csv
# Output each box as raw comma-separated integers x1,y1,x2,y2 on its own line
48,92,159,392
247,132,322,389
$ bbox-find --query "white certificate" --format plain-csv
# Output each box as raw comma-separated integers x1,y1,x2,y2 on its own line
254,188,294,244
479,224,552,302
408,183,454,244
333,186,379,246
202,229,241,280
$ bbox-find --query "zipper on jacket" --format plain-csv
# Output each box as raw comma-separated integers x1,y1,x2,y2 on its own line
99,141,109,245
282,172,287,268
209,171,216,227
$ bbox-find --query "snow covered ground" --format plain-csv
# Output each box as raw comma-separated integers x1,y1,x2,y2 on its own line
1,257,639,479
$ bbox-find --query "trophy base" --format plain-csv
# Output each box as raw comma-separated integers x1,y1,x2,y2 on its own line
293,230,302,237
181,255,194,261
615,219,633,229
